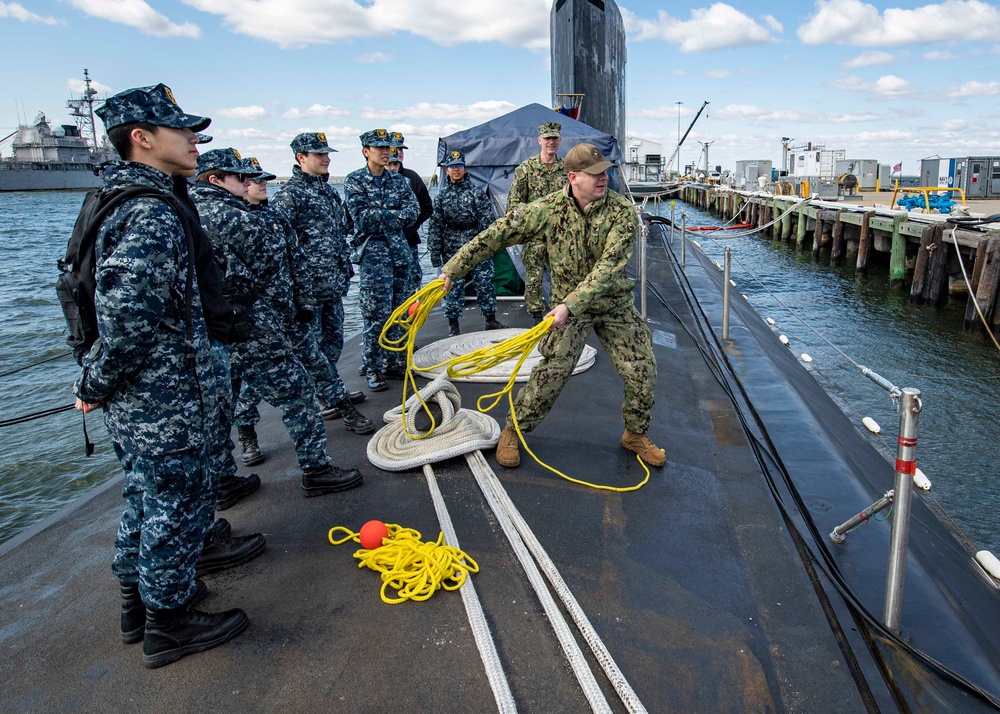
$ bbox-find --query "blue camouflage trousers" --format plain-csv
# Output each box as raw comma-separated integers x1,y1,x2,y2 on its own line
443,254,497,320
234,301,347,423
405,244,423,298
359,241,409,373
111,441,215,610
508,300,656,434
230,304,330,471
208,341,238,487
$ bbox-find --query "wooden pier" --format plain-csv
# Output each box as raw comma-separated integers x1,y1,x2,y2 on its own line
671,186,1000,334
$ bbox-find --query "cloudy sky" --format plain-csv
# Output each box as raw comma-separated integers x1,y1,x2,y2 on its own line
2,0,999,177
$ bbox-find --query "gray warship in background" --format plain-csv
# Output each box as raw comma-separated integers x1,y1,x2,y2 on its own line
0,70,115,192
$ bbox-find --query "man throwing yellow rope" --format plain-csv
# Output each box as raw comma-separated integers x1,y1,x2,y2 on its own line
437,143,666,469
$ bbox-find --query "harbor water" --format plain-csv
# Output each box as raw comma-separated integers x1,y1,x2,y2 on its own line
1,190,997,556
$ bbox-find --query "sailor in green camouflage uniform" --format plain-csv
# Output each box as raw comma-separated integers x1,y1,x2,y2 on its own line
506,121,568,320
439,143,666,469
190,148,363,497
75,83,248,668
344,129,419,392
427,149,503,336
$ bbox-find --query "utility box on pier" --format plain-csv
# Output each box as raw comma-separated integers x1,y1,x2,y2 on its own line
734,160,772,189
835,159,879,190
954,157,1000,199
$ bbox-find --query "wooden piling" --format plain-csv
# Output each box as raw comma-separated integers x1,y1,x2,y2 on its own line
796,204,808,248
889,214,907,287
781,202,792,241
910,224,948,305
830,210,846,266
965,235,1000,332
856,211,875,275
812,213,823,259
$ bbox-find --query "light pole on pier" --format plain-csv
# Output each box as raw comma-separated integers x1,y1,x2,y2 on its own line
675,101,683,177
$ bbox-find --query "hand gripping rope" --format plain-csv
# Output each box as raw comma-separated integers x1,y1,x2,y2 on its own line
328,523,479,605
378,280,654,492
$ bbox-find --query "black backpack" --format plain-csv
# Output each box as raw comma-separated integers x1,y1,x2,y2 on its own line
56,186,178,360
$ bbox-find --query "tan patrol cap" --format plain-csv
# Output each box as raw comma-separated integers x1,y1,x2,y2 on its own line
564,143,615,175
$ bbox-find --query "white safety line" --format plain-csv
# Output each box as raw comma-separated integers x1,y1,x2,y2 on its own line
422,464,517,713
466,450,648,714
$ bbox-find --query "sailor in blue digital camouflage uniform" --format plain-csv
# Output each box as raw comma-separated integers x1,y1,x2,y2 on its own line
343,128,419,392
267,136,372,431
190,147,364,498
234,156,373,458
388,132,433,297
427,149,503,336
74,83,249,668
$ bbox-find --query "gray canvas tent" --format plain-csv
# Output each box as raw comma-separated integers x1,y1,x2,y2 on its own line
435,103,624,209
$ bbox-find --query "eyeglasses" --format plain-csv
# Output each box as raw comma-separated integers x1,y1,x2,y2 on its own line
230,173,250,183
251,178,268,185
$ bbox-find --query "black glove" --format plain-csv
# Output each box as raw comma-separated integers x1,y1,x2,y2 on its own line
227,308,253,342
295,307,314,324
530,310,544,325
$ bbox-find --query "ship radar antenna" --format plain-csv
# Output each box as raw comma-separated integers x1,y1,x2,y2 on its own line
66,69,101,157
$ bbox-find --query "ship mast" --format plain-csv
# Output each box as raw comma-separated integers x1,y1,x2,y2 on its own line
66,69,99,155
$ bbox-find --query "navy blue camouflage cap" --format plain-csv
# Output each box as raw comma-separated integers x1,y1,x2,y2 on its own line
443,149,465,168
388,147,402,164
196,147,262,176
389,131,408,149
95,83,211,132
246,156,277,181
539,121,562,138
195,133,213,144
291,132,336,154
360,128,393,147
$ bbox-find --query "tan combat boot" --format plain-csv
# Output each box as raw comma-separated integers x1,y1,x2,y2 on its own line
495,426,520,468
621,430,666,467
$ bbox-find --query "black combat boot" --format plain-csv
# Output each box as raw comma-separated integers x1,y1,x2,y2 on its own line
448,318,461,337
484,314,506,330
120,579,208,644
320,390,367,419
216,472,261,510
237,425,264,466
337,399,375,435
530,310,544,325
196,527,266,577
366,369,387,392
141,604,249,669
383,364,407,380
301,464,363,497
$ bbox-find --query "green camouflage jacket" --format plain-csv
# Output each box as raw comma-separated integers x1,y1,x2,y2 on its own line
444,186,637,316
505,154,567,215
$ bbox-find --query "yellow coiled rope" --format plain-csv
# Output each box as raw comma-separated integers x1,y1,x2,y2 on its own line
378,280,651,492
328,523,479,605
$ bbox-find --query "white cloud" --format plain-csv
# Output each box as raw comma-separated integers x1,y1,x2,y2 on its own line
622,3,782,52
712,104,882,123
844,50,895,68
282,104,351,120
948,80,1000,97
357,51,391,63
798,0,1000,47
829,74,917,97
67,77,113,94
360,100,517,122
67,0,198,37
223,128,270,139
941,119,968,131
216,105,269,120
922,50,956,60
180,0,550,49
630,105,696,120
0,2,59,24
706,70,731,78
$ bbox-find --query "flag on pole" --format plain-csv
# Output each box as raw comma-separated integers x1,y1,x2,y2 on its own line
892,162,902,173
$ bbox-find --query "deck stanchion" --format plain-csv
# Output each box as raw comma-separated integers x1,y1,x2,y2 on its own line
680,212,687,269
669,201,676,246
884,387,922,633
722,247,731,339
640,223,648,320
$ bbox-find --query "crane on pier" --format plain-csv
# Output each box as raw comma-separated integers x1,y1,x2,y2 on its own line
665,100,708,177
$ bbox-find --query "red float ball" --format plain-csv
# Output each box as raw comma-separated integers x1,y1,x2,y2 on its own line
407,301,420,318
359,520,389,550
